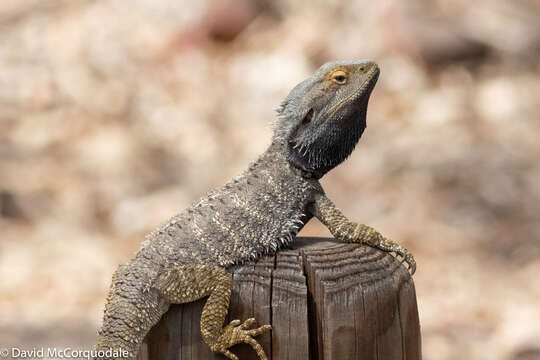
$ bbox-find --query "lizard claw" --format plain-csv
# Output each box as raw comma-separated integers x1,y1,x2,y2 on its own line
343,222,417,275
375,238,416,275
402,252,416,275
393,247,416,275
352,225,416,275
211,318,272,360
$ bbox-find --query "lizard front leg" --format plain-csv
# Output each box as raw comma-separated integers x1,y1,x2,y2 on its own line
155,265,272,360
309,193,416,274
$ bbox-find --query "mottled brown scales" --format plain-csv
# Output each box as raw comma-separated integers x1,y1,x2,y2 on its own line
95,60,416,360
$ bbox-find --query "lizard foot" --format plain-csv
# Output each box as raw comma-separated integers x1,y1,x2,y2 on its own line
210,318,272,360
373,235,416,275
346,223,416,275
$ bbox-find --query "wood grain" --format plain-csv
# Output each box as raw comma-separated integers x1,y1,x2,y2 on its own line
138,237,421,360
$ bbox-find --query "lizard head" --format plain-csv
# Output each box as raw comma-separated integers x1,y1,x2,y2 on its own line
273,60,379,178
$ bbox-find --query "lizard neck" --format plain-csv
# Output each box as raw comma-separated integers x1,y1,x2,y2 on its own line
261,139,324,180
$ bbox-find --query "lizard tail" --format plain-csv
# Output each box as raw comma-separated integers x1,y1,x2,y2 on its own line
94,262,169,359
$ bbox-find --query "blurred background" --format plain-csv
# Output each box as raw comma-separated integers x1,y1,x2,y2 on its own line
1,0,539,359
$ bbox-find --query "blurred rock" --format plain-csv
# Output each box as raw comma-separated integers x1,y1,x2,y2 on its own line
0,190,26,220
384,3,490,66
205,0,263,42
512,347,540,360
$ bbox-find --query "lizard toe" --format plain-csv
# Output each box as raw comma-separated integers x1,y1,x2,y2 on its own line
221,350,239,360
212,319,271,360
240,317,256,329
403,253,416,275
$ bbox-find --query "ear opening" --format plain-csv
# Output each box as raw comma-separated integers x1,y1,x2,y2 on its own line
302,108,314,125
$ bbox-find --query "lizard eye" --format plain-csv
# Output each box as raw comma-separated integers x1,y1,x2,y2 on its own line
331,70,348,84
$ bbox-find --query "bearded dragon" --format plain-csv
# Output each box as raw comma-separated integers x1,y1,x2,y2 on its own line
95,60,415,360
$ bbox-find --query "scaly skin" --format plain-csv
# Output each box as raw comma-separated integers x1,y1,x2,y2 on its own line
95,60,416,360
310,195,416,273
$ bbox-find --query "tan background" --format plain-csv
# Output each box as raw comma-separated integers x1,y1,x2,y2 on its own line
1,0,540,359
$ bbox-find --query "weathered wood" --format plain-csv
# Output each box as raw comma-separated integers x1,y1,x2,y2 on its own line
138,237,421,360
272,249,310,359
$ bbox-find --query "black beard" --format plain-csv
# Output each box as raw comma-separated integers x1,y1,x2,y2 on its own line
287,102,367,178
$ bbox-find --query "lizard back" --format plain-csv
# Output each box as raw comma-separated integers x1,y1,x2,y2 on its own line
140,140,320,268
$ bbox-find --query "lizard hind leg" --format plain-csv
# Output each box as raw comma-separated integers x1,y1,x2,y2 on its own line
154,265,272,360
95,263,169,360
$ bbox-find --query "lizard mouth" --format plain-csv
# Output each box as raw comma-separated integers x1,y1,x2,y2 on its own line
328,67,379,118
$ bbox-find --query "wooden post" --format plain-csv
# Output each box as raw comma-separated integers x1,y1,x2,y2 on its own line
138,237,421,360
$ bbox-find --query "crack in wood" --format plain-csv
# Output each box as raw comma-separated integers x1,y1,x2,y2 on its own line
139,237,421,360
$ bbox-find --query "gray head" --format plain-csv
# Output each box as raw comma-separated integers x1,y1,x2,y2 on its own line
273,60,379,178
